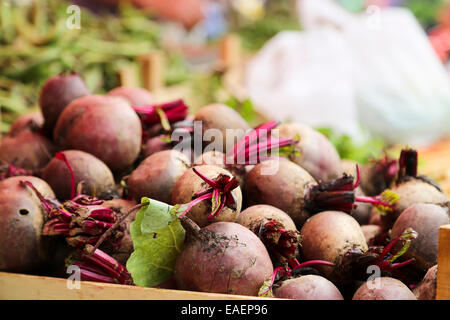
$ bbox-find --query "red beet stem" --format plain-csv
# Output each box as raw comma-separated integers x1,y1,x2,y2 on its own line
391,258,415,270
192,167,220,188
355,196,394,210
295,260,334,269
55,152,76,199
133,99,188,125
229,121,280,159
398,148,418,179
20,180,53,215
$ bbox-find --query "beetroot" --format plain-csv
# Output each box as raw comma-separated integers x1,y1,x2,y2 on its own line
172,165,242,227
413,265,437,300
107,86,154,106
174,219,273,296
273,275,344,300
195,121,298,191
42,150,116,201
361,224,382,244
0,176,55,272
236,205,300,266
300,211,368,282
278,122,342,182
245,158,388,229
53,95,142,173
39,73,90,134
8,112,44,136
245,158,316,227
142,135,172,158
381,149,448,230
127,150,191,204
352,277,416,300
358,156,398,196
0,123,55,171
390,203,449,271
194,103,250,154
101,199,138,265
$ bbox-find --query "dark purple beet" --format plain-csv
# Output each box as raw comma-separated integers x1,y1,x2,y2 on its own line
39,73,90,134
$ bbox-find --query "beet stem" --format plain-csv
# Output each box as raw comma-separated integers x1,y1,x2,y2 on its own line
55,152,76,199
89,202,149,255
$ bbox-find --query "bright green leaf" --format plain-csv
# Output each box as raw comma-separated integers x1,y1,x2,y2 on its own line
139,198,177,234
126,198,186,287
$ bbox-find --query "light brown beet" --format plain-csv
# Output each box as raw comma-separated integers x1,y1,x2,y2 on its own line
413,265,437,300
42,150,116,201
236,204,299,265
278,122,342,182
194,104,250,155
0,128,55,170
174,220,273,296
274,275,344,300
53,95,142,173
391,203,449,271
236,204,297,233
171,165,242,227
39,74,90,133
194,151,246,190
244,158,316,228
300,211,368,281
382,179,448,230
361,224,382,244
352,277,416,300
0,176,55,272
107,86,154,106
128,150,191,204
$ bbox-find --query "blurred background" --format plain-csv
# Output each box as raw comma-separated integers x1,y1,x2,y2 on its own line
1,0,450,178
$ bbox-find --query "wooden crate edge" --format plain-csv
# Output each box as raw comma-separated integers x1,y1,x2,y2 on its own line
0,272,276,300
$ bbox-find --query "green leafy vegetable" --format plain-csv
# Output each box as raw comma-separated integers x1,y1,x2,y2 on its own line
126,198,185,287
316,127,386,164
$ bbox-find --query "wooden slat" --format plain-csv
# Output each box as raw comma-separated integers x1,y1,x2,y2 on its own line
437,225,450,300
0,272,272,300
219,34,241,70
139,51,165,92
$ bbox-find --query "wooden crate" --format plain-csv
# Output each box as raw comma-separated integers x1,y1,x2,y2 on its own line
0,272,272,300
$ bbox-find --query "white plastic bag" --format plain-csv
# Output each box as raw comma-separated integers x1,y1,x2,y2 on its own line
246,0,450,145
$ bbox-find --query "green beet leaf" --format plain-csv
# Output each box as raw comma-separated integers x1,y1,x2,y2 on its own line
126,197,186,287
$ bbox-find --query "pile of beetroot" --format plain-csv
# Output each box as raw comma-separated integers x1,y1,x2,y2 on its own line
0,73,448,300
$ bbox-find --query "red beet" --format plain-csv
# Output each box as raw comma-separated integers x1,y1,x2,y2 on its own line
41,150,116,201
171,165,242,227
8,112,44,136
194,103,250,155
273,275,344,300
53,95,142,173
142,135,172,158
390,203,449,271
381,149,448,230
352,277,416,300
101,198,138,265
244,158,316,227
236,205,300,266
278,122,342,182
174,218,274,296
39,73,90,134
0,176,55,272
0,126,55,170
107,86,154,106
413,265,437,300
300,211,368,282
127,150,191,204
